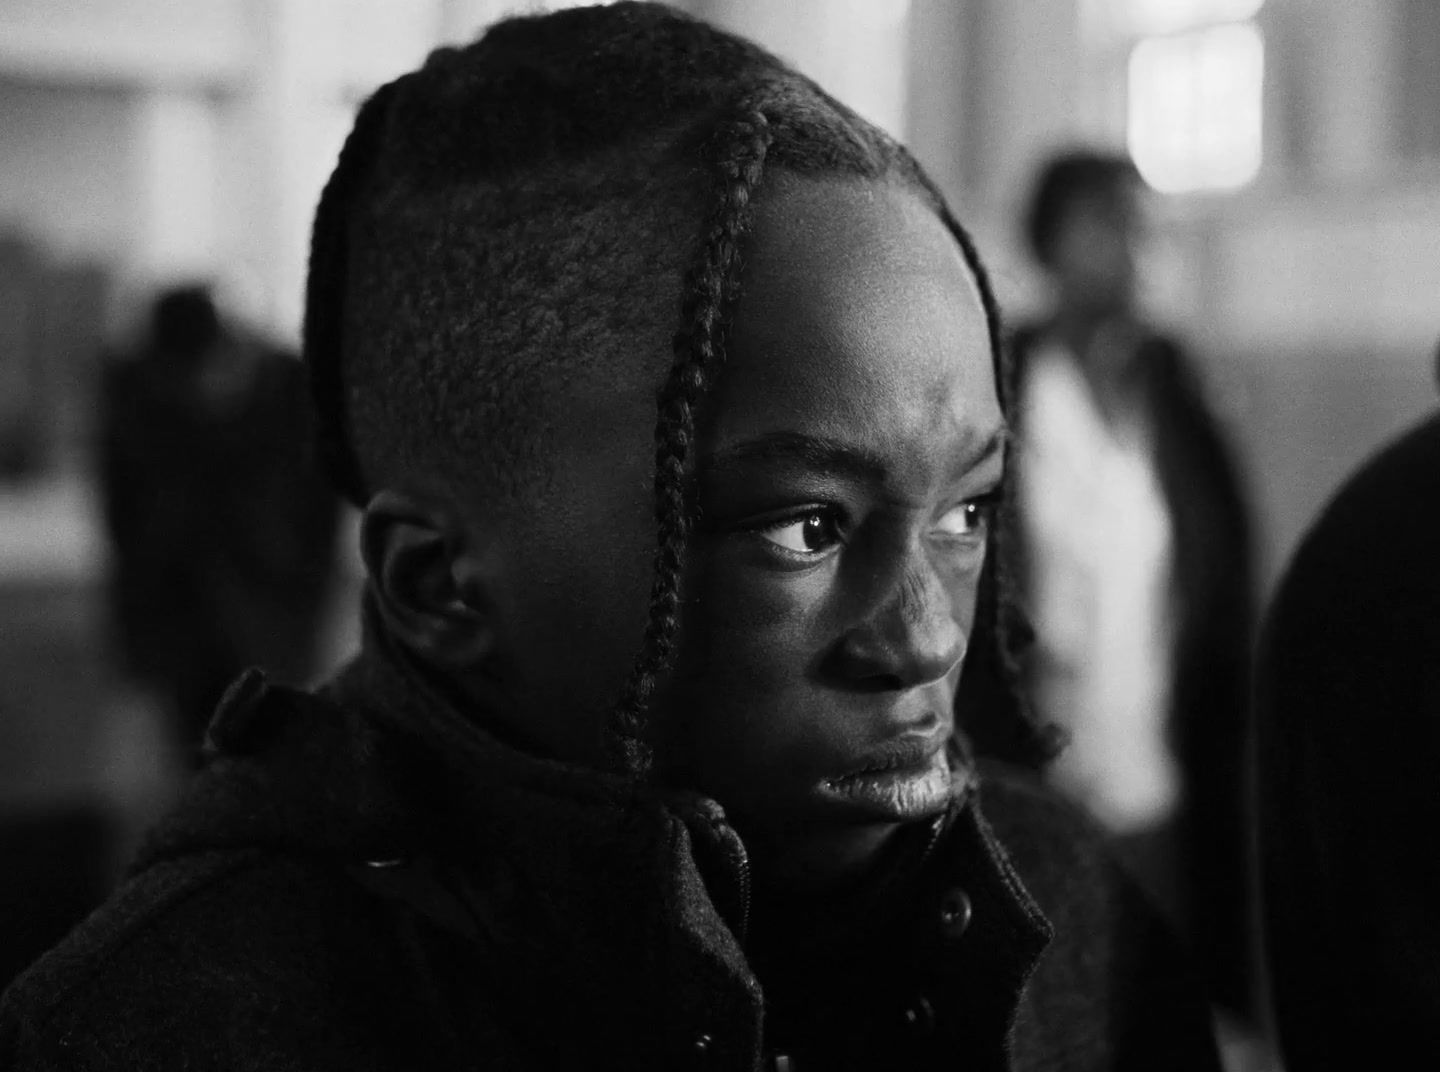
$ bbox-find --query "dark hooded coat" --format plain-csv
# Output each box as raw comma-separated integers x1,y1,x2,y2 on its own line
2,616,1222,1071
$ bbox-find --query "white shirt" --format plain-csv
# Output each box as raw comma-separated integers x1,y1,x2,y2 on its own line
1017,341,1179,834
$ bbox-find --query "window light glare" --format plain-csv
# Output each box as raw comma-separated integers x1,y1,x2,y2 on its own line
1122,0,1263,37
1127,22,1264,193
847,0,912,32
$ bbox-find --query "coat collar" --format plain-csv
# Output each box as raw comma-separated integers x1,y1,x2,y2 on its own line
331,601,1052,1063
150,597,1052,1066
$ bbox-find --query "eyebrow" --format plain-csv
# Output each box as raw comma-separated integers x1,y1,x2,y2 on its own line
704,432,889,483
701,425,1009,484
956,425,1010,472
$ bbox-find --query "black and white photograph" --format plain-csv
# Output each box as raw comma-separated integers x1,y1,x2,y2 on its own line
0,2,1435,1068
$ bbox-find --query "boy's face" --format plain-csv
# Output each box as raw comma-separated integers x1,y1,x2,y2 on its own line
452,175,1001,889
652,176,1004,886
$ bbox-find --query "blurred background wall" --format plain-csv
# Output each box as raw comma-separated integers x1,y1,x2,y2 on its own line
0,0,1436,985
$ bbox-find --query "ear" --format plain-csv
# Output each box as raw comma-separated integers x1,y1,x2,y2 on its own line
360,489,497,671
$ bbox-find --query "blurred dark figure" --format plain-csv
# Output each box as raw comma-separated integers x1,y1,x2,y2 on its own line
98,285,341,760
1257,407,1440,1071
1009,150,1258,1026
0,234,45,480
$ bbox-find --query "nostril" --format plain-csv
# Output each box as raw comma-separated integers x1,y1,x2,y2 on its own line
849,670,907,694
824,625,965,691
910,709,942,734
825,583,968,689
816,635,903,691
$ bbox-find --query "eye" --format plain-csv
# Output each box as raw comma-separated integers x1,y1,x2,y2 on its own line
935,496,997,539
758,510,844,555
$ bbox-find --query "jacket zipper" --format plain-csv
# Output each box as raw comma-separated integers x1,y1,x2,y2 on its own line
731,828,752,947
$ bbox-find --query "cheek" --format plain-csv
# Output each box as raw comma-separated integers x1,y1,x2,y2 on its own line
682,557,822,693
659,558,831,770
492,452,657,730
948,555,986,629
512,538,650,673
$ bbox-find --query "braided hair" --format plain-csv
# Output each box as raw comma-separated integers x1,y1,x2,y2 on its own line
303,2,1058,777
607,102,772,773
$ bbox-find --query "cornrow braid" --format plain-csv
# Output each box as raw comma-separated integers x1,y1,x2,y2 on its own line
930,199,1061,766
606,101,774,777
304,2,1054,780
304,80,403,509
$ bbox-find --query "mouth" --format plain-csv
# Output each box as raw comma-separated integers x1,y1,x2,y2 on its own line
816,734,954,822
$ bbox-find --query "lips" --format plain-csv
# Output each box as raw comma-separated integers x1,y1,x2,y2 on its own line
817,732,954,822
831,734,946,780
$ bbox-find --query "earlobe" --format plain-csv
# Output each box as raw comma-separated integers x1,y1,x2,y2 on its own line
360,489,497,670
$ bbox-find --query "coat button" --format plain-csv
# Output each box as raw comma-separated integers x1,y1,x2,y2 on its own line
901,995,936,1036
939,886,973,940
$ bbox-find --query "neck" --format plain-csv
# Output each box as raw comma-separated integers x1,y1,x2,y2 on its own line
743,813,946,986
741,820,900,901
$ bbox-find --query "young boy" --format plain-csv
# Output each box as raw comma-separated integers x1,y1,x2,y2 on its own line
1,7,1222,1069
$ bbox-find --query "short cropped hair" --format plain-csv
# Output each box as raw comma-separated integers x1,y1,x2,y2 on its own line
305,1,1056,773
1023,149,1141,267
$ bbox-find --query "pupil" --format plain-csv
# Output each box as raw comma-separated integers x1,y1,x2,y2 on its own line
802,514,828,549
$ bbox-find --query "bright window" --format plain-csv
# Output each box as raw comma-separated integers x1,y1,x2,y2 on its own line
1128,21,1264,192
1103,0,1266,193
1120,0,1262,36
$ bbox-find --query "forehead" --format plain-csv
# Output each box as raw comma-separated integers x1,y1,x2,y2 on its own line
706,175,1000,464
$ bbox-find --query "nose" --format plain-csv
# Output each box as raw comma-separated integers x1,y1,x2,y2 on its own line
828,549,969,691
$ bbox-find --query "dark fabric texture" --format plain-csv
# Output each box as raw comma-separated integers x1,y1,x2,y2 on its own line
2,630,1221,1070
1008,319,1257,1020
1257,411,1440,1071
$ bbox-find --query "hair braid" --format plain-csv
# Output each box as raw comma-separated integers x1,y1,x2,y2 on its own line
304,80,402,509
931,194,1062,766
606,103,774,777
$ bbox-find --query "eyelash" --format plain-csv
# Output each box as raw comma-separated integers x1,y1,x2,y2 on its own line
752,507,848,560
940,492,1002,540
749,492,1002,562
